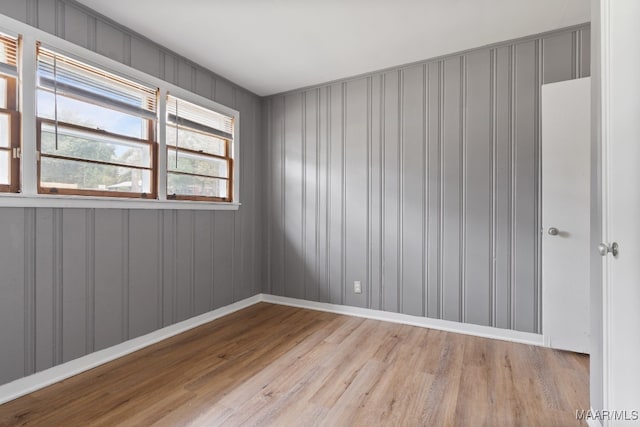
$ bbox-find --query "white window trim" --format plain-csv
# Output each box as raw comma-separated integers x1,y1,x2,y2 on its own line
0,14,240,210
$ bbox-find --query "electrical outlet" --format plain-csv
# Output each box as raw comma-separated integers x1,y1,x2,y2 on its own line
353,281,362,294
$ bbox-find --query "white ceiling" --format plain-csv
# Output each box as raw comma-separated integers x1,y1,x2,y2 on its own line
76,0,590,96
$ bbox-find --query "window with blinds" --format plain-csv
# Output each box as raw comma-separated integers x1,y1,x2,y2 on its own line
166,95,234,202
0,33,20,193
36,45,158,198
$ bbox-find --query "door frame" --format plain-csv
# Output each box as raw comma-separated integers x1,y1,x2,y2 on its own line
594,0,640,422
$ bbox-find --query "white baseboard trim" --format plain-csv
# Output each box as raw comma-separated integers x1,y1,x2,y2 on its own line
261,294,545,347
0,294,262,406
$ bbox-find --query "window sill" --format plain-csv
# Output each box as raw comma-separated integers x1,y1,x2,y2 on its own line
0,193,240,210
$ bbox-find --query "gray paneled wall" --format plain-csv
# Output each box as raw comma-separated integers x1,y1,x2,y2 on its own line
264,25,590,334
0,208,264,383
0,0,264,385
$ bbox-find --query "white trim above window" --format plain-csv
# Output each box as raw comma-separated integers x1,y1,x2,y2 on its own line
0,14,240,210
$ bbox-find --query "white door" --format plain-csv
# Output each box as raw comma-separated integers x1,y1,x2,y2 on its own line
600,0,640,419
541,78,591,354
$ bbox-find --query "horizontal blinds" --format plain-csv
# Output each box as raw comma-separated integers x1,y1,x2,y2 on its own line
0,33,18,77
37,46,157,120
167,95,233,140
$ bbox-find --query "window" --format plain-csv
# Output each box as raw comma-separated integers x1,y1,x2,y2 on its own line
166,95,234,202
36,46,158,198
0,17,241,209
0,33,19,193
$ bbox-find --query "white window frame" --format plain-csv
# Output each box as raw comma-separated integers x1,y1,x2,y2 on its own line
0,15,240,210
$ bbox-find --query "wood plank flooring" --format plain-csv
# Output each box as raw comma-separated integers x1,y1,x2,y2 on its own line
0,303,589,426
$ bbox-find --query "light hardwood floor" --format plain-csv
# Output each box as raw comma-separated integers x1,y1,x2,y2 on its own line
0,303,589,426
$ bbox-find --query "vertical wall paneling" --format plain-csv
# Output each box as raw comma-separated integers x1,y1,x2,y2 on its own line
0,209,25,383
157,211,164,330
264,25,590,334
163,53,178,86
464,50,492,326
131,37,162,78
535,39,543,334
513,41,538,333
196,69,213,101
53,209,63,364
494,46,511,330
283,92,304,299
35,0,57,36
265,99,273,295
60,209,88,360
93,210,123,352
215,79,234,107
128,210,161,338
343,78,368,308
248,95,260,297
304,89,319,301
328,83,344,304
426,61,441,319
369,75,382,311
0,1,27,23
161,210,175,326
382,71,399,312
178,61,194,92
122,211,130,341
400,65,425,316
23,208,36,375
232,89,246,301
85,209,95,354
442,57,463,323
34,208,54,372
25,0,37,26
317,88,329,303
193,211,213,315
233,92,247,301
270,96,285,297
174,211,194,322
212,212,234,308
95,19,125,63
422,66,429,319
580,28,591,77
542,31,575,84
63,3,91,49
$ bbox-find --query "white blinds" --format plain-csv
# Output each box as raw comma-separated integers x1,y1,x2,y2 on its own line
0,34,18,77
167,95,233,140
37,46,157,120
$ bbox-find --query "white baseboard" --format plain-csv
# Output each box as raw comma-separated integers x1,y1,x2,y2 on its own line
0,294,262,406
261,294,545,347
0,292,546,406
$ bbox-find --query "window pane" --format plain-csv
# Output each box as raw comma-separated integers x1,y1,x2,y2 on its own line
0,78,6,109
0,112,9,148
37,90,149,139
166,124,226,156
41,157,151,193
41,124,151,168
168,149,228,178
0,149,9,185
38,47,157,115
167,95,233,137
167,173,227,198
